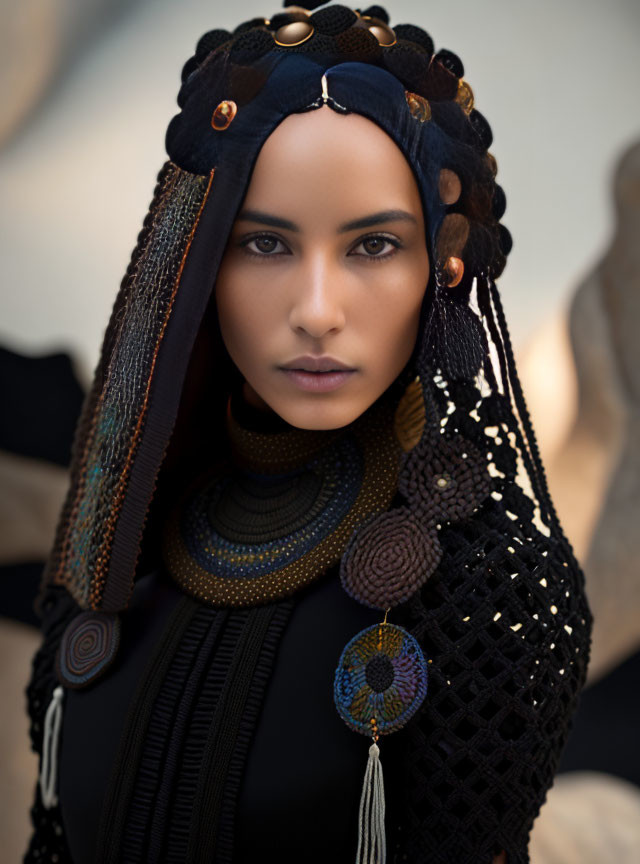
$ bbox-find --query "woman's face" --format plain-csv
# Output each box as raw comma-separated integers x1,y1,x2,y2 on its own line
215,105,430,430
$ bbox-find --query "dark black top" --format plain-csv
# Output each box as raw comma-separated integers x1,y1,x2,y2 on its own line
58,564,407,863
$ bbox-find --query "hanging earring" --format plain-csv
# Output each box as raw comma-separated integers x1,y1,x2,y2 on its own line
419,233,486,381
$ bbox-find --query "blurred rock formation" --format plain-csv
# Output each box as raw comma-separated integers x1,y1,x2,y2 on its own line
519,141,640,682
541,140,640,683
529,772,640,863
0,0,134,148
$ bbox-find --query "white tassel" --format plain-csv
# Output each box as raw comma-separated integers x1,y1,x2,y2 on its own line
40,685,64,809
356,741,386,864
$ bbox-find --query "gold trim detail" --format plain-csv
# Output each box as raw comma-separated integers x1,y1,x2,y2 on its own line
455,79,475,115
393,377,426,452
405,91,431,123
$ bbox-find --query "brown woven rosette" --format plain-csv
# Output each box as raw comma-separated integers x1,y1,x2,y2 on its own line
340,507,442,609
398,431,491,523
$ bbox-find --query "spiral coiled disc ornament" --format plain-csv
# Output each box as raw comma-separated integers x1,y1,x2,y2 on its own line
56,611,121,689
340,508,441,609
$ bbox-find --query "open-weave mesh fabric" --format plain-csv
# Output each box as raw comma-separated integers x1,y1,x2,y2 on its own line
395,525,587,861
386,296,592,860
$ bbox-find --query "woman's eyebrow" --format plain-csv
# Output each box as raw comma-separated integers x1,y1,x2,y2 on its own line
338,210,418,233
235,208,418,233
236,209,298,231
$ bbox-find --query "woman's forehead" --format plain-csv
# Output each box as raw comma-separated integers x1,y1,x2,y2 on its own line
239,105,425,226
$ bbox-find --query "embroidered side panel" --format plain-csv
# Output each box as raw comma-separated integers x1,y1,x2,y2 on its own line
52,163,212,608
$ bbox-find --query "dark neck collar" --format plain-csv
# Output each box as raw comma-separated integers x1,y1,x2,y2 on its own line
225,377,408,476
225,389,344,475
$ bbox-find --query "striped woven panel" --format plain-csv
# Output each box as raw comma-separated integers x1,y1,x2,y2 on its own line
47,163,212,610
95,595,293,863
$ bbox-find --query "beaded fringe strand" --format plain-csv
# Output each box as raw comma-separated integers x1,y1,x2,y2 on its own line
40,685,64,809
356,742,386,864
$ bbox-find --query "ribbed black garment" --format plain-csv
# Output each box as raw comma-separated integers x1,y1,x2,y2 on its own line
54,564,403,863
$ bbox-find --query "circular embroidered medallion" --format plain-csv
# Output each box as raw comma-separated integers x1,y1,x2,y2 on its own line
399,431,491,523
334,622,428,737
56,611,120,689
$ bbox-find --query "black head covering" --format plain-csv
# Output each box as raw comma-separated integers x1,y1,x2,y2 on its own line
33,5,591,861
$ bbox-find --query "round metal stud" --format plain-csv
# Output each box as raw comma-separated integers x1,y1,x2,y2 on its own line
438,168,462,205
404,90,431,123
443,256,465,288
355,15,396,47
456,79,475,114
274,20,314,46
367,22,396,47
211,100,238,131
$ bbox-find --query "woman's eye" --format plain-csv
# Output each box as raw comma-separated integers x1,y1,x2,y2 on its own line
239,233,400,260
350,235,400,259
241,234,289,256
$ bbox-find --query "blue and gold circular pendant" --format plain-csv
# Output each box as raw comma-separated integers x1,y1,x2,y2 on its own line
334,622,428,737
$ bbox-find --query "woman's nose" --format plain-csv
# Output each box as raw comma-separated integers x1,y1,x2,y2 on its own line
288,253,347,339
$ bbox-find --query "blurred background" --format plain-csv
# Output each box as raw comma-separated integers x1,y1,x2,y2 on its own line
1,0,639,860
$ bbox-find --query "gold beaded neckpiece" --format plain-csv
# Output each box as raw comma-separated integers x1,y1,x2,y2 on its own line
161,387,407,608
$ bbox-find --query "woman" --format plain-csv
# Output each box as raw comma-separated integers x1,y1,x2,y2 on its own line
25,4,592,862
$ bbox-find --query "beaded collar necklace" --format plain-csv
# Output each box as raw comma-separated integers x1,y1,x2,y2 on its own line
161,385,404,607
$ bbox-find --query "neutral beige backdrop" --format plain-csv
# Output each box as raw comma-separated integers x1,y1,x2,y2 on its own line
1,0,639,383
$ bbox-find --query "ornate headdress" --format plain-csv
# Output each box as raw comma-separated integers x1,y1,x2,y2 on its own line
33,4,592,861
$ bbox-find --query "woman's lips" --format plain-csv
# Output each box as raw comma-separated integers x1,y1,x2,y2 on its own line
280,368,356,392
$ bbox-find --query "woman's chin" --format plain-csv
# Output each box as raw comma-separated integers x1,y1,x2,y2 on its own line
242,377,374,431
266,396,371,431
